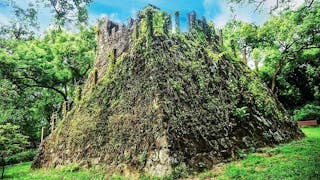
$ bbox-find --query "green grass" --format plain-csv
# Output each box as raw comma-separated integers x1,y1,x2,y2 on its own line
5,127,320,180
4,162,108,180
198,127,320,179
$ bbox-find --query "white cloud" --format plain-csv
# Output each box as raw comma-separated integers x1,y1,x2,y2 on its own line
0,0,53,33
210,1,230,27
206,0,306,28
0,12,9,24
204,0,270,28
14,0,36,7
263,0,305,10
104,13,120,22
89,12,121,26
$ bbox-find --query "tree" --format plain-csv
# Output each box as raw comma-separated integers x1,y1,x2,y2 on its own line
0,28,95,145
0,0,94,40
257,2,320,93
222,20,259,65
40,0,93,27
0,79,59,146
222,2,320,119
0,28,96,102
0,0,39,39
0,0,95,148
0,123,28,179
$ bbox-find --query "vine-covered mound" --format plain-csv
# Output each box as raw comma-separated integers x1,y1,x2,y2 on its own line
32,6,303,177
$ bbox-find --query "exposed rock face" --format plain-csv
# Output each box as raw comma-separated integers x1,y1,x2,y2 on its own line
32,6,303,177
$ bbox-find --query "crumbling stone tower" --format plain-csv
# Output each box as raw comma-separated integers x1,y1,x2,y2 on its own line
32,5,303,177
94,17,133,79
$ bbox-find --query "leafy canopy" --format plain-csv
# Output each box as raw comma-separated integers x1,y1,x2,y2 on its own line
0,123,29,157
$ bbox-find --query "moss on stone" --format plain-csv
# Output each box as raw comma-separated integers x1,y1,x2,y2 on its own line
33,6,304,178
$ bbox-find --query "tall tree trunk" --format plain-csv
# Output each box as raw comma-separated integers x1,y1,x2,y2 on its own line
1,155,5,180
271,61,283,93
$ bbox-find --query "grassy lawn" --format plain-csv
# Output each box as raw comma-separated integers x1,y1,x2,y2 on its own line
4,162,107,180
197,127,320,179
5,127,320,179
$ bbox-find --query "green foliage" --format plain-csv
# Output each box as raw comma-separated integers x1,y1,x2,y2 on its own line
0,123,29,178
74,87,82,105
5,149,37,166
222,20,258,64
169,79,183,92
0,28,95,101
234,106,249,120
0,0,39,39
139,6,171,40
171,163,188,179
0,27,95,145
0,0,93,39
39,0,93,26
206,51,223,62
5,127,320,179
223,2,320,120
236,149,247,159
0,78,59,145
139,151,147,166
293,104,320,121
61,164,80,173
0,123,29,157
257,1,320,95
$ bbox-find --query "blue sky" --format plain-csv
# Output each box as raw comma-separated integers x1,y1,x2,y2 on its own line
88,0,223,31
87,0,271,29
0,0,303,32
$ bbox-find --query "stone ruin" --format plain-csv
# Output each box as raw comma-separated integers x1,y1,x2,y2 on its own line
93,5,217,82
32,5,303,178
94,17,133,79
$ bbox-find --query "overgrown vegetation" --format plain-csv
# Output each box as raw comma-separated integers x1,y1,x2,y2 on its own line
222,1,320,120
0,0,318,153
0,0,319,178
293,104,320,121
4,127,320,179
0,123,29,179
31,6,303,177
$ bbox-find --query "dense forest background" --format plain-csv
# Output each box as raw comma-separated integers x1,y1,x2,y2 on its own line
0,0,319,148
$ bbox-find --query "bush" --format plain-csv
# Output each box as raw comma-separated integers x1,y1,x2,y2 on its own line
5,149,37,165
293,104,320,121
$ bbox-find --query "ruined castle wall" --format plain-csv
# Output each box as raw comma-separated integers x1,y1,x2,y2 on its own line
95,18,134,79
93,9,216,83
